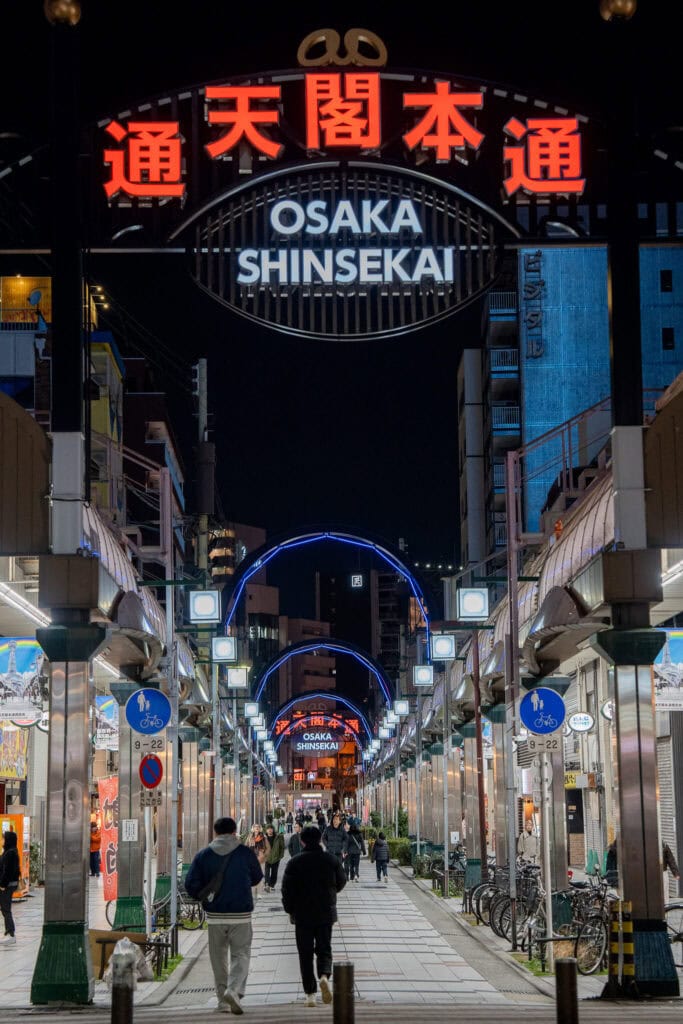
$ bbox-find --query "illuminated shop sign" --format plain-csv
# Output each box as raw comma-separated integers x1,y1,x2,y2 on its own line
293,731,342,753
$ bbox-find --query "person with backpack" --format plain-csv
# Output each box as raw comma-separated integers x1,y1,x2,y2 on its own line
184,817,263,1014
371,831,390,883
346,821,366,882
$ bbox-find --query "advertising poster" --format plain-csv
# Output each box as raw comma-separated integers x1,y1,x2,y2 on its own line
98,775,119,901
94,695,119,750
654,630,683,712
0,723,29,780
0,638,44,722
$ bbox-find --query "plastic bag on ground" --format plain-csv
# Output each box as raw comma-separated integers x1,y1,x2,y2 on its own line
102,936,154,989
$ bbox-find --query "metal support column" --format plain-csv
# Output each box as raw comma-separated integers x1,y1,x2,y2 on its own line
180,730,200,867
31,623,107,1004
110,682,145,931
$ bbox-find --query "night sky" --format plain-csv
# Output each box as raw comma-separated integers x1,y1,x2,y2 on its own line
1,2,679,613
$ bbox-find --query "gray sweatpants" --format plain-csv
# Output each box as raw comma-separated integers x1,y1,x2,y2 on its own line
207,918,253,1002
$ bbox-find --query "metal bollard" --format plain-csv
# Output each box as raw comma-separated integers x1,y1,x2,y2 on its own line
111,950,137,1024
555,957,578,1024
333,961,355,1024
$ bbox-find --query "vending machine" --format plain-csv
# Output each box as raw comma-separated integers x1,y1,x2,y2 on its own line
0,814,30,898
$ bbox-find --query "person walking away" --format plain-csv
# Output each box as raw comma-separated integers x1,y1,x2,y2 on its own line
264,824,285,892
286,812,294,834
342,821,352,879
517,820,539,864
0,830,21,946
90,820,102,878
246,824,267,897
322,811,348,868
281,826,346,1007
184,817,263,1015
371,831,390,883
346,821,366,882
288,821,304,858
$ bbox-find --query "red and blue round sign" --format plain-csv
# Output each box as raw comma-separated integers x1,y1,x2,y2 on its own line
139,754,164,790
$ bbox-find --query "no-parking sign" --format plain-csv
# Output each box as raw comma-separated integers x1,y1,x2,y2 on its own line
139,753,164,790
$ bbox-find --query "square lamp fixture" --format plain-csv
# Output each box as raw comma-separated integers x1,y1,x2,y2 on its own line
457,587,489,621
244,702,260,719
227,666,249,690
263,740,274,752
256,728,268,741
378,727,391,739
413,665,434,687
371,739,381,751
431,633,457,661
188,590,221,623
394,699,410,717
251,714,265,730
212,636,237,663
386,710,399,725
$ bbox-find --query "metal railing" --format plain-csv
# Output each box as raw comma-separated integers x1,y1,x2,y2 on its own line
492,405,521,430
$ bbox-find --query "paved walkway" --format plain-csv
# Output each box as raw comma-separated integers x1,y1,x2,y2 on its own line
3,855,682,1019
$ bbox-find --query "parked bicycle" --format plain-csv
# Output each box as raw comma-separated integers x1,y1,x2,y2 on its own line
665,902,683,968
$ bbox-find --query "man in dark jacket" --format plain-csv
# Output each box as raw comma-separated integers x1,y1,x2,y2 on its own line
321,812,348,866
0,830,20,946
281,826,346,1007
185,817,263,1014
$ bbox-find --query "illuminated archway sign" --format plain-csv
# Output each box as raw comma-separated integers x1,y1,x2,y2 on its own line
75,28,607,343
270,692,373,742
224,530,430,646
275,714,363,754
253,637,394,705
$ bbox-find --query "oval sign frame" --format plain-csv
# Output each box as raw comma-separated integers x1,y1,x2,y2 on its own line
568,711,595,733
173,162,518,342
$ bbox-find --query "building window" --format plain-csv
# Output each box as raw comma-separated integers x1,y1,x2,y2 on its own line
660,269,673,293
662,327,675,351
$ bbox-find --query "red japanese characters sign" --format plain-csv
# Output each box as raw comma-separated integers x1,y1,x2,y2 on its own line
102,72,586,202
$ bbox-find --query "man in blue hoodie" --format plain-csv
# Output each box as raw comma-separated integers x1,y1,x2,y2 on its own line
185,817,263,1014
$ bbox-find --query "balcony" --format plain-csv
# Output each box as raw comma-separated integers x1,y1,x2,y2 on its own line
491,404,521,432
493,462,506,491
490,347,519,378
487,291,518,317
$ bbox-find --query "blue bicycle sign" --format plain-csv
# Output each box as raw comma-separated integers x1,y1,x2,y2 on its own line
125,688,172,735
519,687,566,735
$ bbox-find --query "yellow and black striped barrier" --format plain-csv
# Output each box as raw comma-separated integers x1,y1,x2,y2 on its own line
621,900,635,986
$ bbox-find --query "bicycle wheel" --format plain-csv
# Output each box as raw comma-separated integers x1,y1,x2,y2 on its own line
575,916,607,975
522,905,546,955
500,898,529,942
178,897,206,929
474,883,499,926
664,903,683,967
490,893,510,937
105,900,116,927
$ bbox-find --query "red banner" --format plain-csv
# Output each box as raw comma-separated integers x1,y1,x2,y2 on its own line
97,776,118,902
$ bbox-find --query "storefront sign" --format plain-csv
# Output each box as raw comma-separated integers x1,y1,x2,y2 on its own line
94,694,119,750
0,638,44,722
567,711,594,733
98,775,119,902
653,630,683,711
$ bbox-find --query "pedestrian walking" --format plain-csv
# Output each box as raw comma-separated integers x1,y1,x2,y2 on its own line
288,821,304,858
346,821,366,881
321,811,348,867
517,820,539,864
342,820,351,879
281,825,346,1007
0,829,20,947
184,816,263,1015
89,820,102,878
286,812,294,834
246,824,267,898
371,831,390,883
264,824,285,892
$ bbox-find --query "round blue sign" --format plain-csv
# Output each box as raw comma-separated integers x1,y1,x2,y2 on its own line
519,687,566,735
125,688,172,735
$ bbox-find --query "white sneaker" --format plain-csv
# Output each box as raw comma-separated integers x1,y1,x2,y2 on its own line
384,876,388,883
304,994,316,1007
319,976,332,1004
224,990,243,1015
0,936,16,947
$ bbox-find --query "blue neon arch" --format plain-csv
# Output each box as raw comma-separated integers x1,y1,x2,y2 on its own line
254,638,394,706
269,692,373,742
224,530,431,645
274,714,363,754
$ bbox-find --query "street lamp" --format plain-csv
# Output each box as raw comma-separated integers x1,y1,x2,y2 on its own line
189,589,221,623
211,636,237,662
